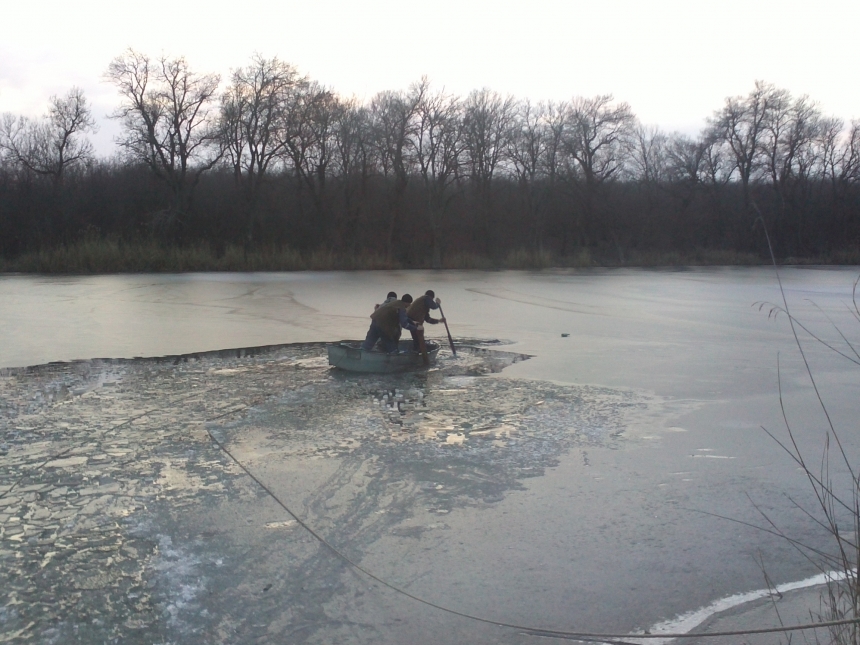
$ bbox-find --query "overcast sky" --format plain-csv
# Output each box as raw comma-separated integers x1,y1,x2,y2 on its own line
2,0,858,155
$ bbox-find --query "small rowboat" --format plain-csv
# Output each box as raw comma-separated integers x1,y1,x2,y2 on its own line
327,340,440,373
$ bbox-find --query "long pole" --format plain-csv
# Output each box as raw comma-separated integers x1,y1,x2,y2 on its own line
437,304,456,356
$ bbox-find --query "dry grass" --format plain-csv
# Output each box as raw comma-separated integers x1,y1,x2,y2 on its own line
750,216,860,644
624,248,764,266
2,240,859,274
754,278,860,645
0,240,400,273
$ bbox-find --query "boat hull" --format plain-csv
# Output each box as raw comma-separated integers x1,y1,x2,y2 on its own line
327,340,440,373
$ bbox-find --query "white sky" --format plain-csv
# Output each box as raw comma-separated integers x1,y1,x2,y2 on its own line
2,0,858,156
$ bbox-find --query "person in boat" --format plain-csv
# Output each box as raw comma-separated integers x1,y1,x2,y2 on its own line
373,291,398,312
362,293,418,353
406,290,445,351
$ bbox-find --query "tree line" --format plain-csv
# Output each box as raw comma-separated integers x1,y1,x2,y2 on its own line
2,50,859,267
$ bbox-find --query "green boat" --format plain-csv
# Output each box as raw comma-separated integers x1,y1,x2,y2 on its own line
327,340,440,373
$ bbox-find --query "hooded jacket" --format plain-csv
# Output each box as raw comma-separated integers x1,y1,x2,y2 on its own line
370,299,416,340
406,295,440,324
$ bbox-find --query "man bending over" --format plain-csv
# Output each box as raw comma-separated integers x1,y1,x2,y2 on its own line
406,290,445,351
362,294,417,353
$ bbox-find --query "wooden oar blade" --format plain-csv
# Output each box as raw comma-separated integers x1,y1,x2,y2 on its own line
438,304,456,356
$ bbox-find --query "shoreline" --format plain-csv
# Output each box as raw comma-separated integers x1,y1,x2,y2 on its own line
3,240,860,274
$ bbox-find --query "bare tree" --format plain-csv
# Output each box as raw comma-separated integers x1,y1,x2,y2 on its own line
565,95,636,187
369,86,423,258
696,132,737,245
657,132,709,247
709,80,784,212
412,79,464,267
757,87,797,189
835,121,860,185
540,101,569,251
821,118,848,188
626,124,669,247
541,101,568,184
821,119,860,241
628,125,668,184
462,88,516,253
220,55,300,243
106,49,222,236
0,87,96,188
276,80,343,246
700,134,733,189
762,94,828,251
508,99,549,253
331,98,375,252
563,95,636,253
662,133,708,223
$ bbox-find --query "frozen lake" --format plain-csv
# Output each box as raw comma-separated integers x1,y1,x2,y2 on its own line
3,267,859,403
2,267,859,643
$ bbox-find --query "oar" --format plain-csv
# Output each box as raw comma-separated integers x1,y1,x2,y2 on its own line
437,304,457,356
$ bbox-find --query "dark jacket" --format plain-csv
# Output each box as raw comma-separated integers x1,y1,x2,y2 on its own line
370,299,417,339
406,295,440,324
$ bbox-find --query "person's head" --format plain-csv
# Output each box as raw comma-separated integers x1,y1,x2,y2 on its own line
387,291,397,299
425,289,435,299
401,293,413,304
